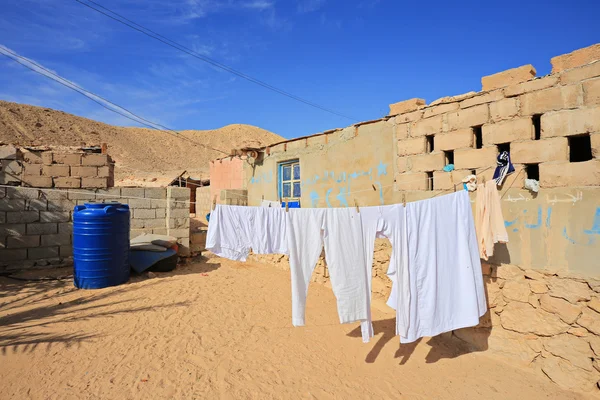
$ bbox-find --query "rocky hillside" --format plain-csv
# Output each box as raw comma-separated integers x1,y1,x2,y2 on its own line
0,100,283,182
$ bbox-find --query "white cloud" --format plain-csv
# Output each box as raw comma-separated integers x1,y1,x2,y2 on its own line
242,1,275,10
297,0,326,13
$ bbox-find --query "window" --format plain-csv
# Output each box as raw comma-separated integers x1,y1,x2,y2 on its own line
279,160,301,200
426,135,435,153
569,134,592,162
473,126,483,149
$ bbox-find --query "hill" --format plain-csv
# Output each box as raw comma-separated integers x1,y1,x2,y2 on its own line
0,100,284,183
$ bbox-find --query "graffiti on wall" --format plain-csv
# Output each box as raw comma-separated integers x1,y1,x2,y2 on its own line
249,171,273,185
304,161,388,207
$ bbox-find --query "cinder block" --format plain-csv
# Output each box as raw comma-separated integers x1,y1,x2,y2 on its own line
396,156,408,173
447,104,489,131
152,228,168,236
41,233,71,246
167,186,191,199
47,199,77,211
410,115,443,137
433,169,469,190
482,118,534,145
121,188,145,198
127,198,152,209
503,75,559,98
540,160,600,187
389,98,425,116
395,172,429,191
0,187,5,199
23,163,42,176
459,90,504,109
40,211,71,223
81,154,108,166
0,224,26,236
133,209,155,219
407,152,445,172
0,248,27,262
519,86,580,116
70,166,97,178
53,153,82,165
511,138,569,164
22,150,43,164
7,235,40,248
454,146,497,169
168,218,190,229
155,208,166,219
25,199,47,211
489,98,519,121
583,77,600,106
0,212,5,224
54,177,81,189
150,199,167,209
0,144,18,160
67,190,96,200
81,178,107,189
0,199,25,212
42,165,70,177
397,137,427,156
395,110,423,124
97,166,111,178
41,152,53,165
28,246,60,260
167,228,190,239
481,64,536,91
130,219,145,229
592,133,600,159
7,211,39,224
60,245,73,257
435,129,474,151
58,222,73,234
144,187,167,199
541,107,600,138
26,223,58,235
144,219,165,229
21,176,53,188
167,208,190,218
95,188,121,201
551,44,600,73
560,61,600,85
422,102,459,119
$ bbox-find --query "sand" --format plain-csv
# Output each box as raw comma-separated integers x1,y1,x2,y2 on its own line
0,100,284,181
0,257,592,400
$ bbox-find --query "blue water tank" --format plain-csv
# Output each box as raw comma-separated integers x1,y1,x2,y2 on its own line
73,202,130,289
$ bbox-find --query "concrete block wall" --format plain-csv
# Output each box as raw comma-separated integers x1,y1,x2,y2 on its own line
391,44,600,192
195,186,211,219
0,186,191,270
0,146,115,189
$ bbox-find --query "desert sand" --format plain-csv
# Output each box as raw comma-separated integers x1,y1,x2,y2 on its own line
0,100,284,181
0,256,592,400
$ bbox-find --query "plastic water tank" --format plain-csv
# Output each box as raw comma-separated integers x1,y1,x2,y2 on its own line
73,202,130,289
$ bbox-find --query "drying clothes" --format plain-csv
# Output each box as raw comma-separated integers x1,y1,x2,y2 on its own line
475,180,509,260
493,151,515,186
462,174,477,192
252,206,288,255
525,179,540,193
359,204,407,342
287,208,368,327
206,205,255,262
261,200,281,208
387,191,487,343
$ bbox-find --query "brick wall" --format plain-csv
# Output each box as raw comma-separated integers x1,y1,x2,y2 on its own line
209,157,245,204
0,146,114,189
0,185,191,270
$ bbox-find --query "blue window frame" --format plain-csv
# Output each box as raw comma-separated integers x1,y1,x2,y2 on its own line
278,160,301,202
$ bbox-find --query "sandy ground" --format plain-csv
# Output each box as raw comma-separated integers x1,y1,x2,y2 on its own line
0,257,592,400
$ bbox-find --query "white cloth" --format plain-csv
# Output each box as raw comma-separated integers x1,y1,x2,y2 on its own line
206,205,255,262
287,208,368,327
261,200,281,208
252,206,288,255
387,191,487,343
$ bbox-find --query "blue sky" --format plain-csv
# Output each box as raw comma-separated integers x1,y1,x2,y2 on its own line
0,0,599,139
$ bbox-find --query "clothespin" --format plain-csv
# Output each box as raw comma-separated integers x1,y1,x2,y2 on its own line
285,201,289,212
482,175,486,184
212,195,216,210
354,199,360,213
402,193,406,207
371,184,376,191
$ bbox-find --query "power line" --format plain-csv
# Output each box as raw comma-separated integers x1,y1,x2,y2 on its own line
72,0,359,122
0,47,229,155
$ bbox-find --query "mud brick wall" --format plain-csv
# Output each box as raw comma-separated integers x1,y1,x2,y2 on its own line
0,186,191,270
